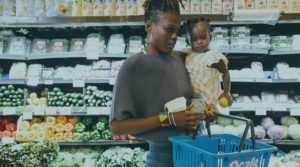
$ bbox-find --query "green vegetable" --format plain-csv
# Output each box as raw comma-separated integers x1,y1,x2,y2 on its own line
82,117,93,126
101,130,112,140
81,132,91,141
73,133,82,141
95,122,105,131
74,123,86,133
98,116,109,125
91,130,101,140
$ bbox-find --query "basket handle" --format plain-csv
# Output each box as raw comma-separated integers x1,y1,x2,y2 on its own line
203,113,256,152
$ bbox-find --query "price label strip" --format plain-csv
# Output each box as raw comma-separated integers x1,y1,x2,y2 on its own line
73,79,85,88
109,78,116,85
59,107,72,115
44,80,54,85
23,111,33,120
46,107,57,115
27,78,39,86
87,107,99,115
290,108,300,116
255,107,267,116
3,107,16,116
33,107,45,115
2,138,15,144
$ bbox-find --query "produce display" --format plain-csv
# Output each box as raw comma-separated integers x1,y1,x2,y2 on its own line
0,85,24,107
49,147,101,167
96,146,147,167
47,87,84,107
0,116,17,139
269,150,300,167
74,116,112,141
16,116,77,142
85,86,112,107
0,141,59,167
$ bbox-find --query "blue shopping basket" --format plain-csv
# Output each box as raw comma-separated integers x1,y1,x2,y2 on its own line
169,114,277,167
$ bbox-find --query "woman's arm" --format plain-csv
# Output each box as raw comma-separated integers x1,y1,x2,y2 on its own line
110,108,208,135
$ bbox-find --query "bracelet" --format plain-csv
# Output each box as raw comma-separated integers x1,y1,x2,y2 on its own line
159,112,171,128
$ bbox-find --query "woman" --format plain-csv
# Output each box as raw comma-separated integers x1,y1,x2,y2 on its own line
109,0,216,166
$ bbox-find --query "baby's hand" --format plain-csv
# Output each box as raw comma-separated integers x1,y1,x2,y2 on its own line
218,93,233,107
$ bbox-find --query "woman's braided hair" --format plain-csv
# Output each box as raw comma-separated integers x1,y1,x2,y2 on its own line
143,0,185,22
183,17,211,46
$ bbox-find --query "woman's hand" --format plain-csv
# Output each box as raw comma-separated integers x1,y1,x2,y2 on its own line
171,105,206,130
203,104,218,117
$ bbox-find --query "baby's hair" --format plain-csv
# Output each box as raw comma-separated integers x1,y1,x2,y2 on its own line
143,0,185,22
183,17,211,46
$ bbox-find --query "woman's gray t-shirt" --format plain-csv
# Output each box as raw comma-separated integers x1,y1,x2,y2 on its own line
109,52,193,142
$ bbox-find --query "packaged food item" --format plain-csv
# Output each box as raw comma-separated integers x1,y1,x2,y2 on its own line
201,0,212,14
27,64,43,79
16,0,34,16
245,0,256,9
137,0,144,15
82,0,93,16
93,0,104,16
212,27,229,37
3,0,16,16
251,34,271,50
104,0,114,16
234,0,245,10
46,0,56,16
127,36,143,53
231,27,251,37
268,0,279,9
72,0,82,16
279,0,289,12
9,62,27,79
0,36,4,54
230,37,251,49
212,0,222,14
271,36,292,51
7,37,28,55
256,0,267,9
107,34,125,54
86,33,106,54
34,0,46,16
180,0,190,14
70,38,85,52
56,0,73,16
174,37,187,51
190,0,201,14
42,68,55,79
0,2,3,16
222,0,232,14
115,0,125,16
51,39,69,53
289,0,300,13
31,39,50,54
126,0,137,16
210,37,230,49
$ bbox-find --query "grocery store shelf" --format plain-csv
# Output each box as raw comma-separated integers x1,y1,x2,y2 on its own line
0,14,299,28
0,106,110,116
230,102,300,113
269,50,300,56
273,140,300,145
229,78,300,83
220,49,269,55
258,139,274,144
100,54,132,58
0,80,26,84
0,54,27,60
58,140,146,146
28,53,86,60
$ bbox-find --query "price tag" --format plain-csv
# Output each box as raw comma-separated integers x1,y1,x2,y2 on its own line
3,107,16,115
86,51,99,60
87,107,98,115
109,78,116,85
23,111,33,120
2,138,15,144
255,107,267,115
44,80,54,85
27,78,39,86
73,79,85,87
33,107,45,115
290,108,300,116
46,107,57,115
59,107,72,115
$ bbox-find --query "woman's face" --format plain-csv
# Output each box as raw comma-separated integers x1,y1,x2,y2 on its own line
190,23,210,53
147,12,181,54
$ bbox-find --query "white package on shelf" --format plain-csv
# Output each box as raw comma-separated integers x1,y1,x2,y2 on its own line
92,60,111,70
9,62,27,80
54,67,74,80
73,65,91,80
26,64,43,79
107,34,126,54
292,35,300,50
90,69,110,79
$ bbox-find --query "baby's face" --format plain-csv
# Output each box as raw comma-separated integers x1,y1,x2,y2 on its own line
190,23,210,53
